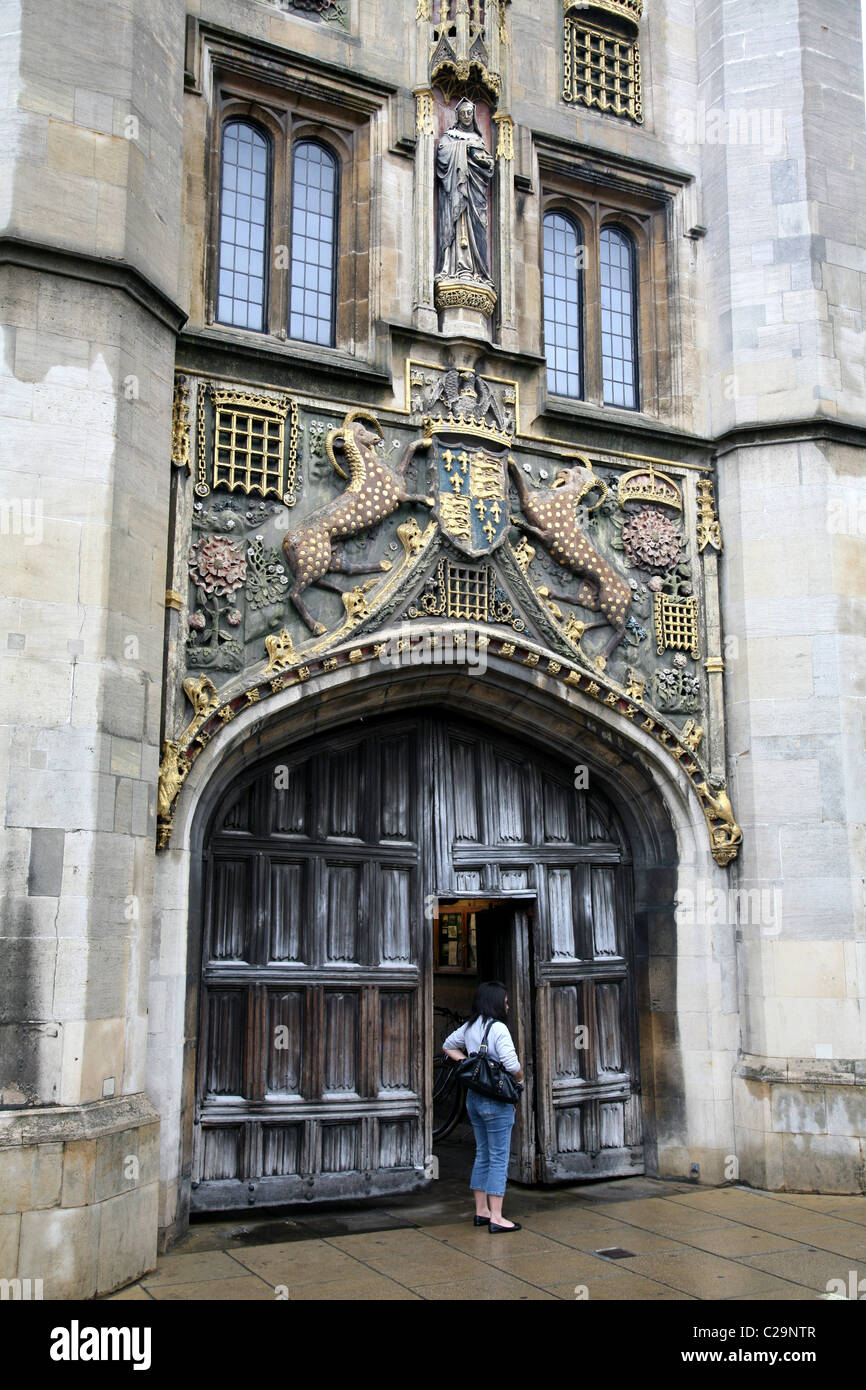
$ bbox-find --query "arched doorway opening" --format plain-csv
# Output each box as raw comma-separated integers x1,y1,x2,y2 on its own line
191,709,647,1210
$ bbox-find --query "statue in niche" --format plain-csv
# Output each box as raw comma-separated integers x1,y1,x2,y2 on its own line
435,98,495,285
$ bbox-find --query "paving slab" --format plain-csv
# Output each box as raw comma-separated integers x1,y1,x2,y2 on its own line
548,1273,697,1300
229,1239,372,1288
414,1270,558,1299
147,1275,275,1301
283,1273,421,1300
612,1249,819,1301
739,1247,866,1294
140,1250,249,1288
578,1197,731,1234
104,1175,866,1300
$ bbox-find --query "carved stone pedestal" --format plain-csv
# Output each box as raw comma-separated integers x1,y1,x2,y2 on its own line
439,304,492,340
435,278,496,341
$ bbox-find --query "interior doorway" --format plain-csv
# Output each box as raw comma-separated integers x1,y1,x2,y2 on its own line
432,898,536,1184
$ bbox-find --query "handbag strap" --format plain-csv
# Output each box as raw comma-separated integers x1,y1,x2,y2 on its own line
477,1018,495,1054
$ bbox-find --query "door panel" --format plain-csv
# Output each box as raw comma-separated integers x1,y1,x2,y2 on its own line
436,720,643,1184
194,714,643,1209
193,723,427,1210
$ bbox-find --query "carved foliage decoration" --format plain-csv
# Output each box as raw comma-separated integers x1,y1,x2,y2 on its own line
697,473,723,552
172,376,191,471
282,0,349,30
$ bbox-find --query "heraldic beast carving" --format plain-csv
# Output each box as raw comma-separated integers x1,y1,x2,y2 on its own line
282,410,432,634
509,456,632,664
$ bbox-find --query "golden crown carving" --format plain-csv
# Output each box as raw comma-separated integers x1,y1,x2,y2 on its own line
422,411,513,446
618,463,682,511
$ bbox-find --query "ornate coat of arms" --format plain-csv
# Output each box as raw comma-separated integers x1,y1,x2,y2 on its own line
432,435,508,557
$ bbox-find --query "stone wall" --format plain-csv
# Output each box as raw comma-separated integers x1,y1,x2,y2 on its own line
1,0,864,1297
0,0,185,1296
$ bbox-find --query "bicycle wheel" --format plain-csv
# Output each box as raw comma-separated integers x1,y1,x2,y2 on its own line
432,1057,465,1140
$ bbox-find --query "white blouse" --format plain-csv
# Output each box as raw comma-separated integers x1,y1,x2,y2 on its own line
442,1016,521,1074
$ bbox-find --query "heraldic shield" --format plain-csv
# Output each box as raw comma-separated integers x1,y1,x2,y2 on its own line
431,434,509,558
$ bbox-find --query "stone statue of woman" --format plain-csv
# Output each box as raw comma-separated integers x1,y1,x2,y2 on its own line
435,98,495,284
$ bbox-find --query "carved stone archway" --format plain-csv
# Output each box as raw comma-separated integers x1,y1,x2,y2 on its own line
150,652,735,1244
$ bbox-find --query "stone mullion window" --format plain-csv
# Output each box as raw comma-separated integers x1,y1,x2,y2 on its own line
541,186,653,414
600,226,638,409
216,121,272,333
209,86,371,357
542,210,584,399
289,141,339,348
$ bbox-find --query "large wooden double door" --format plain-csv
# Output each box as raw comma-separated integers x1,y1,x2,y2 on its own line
192,714,643,1209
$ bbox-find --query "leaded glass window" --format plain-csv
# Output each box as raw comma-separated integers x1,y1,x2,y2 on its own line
217,122,269,331
543,212,583,399
289,142,338,347
600,227,638,409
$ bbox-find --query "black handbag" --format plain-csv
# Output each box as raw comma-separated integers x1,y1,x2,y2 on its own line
456,1019,523,1105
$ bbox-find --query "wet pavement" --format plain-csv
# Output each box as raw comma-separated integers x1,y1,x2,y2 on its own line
109,1141,866,1301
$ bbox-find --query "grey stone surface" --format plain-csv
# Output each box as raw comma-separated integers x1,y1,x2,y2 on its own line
27,828,65,897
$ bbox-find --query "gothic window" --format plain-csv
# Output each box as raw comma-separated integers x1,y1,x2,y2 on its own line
543,211,583,399
216,121,270,331
600,226,638,408
562,4,643,124
289,141,338,347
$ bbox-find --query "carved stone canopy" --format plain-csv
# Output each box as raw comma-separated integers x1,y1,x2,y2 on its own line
563,0,642,31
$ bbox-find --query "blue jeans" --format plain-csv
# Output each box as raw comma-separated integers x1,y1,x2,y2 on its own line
465,1089,515,1197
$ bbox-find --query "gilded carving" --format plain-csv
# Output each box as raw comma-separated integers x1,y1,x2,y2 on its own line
415,89,435,135
624,667,646,701
171,377,191,471
654,591,700,659
264,628,296,673
562,3,642,124
493,112,514,161
397,517,426,558
696,474,723,553
434,279,497,316
416,362,513,436
156,676,219,848
617,463,681,512
509,458,631,663
209,387,298,507
695,779,743,868
680,718,704,752
342,582,376,621
281,410,432,634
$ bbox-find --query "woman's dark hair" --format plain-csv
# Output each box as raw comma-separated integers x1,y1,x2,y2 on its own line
468,979,508,1025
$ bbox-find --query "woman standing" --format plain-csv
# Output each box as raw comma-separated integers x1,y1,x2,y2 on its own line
441,980,523,1233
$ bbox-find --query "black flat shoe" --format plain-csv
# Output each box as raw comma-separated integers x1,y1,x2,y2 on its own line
488,1221,522,1233
473,1215,491,1226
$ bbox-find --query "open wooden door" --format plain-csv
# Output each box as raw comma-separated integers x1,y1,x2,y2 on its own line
435,719,644,1184
532,816,644,1181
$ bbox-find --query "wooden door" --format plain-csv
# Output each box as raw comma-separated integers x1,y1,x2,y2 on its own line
481,904,536,1183
192,721,429,1210
193,713,643,1209
434,720,643,1183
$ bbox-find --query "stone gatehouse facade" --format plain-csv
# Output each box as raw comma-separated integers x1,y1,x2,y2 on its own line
1,0,864,1298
